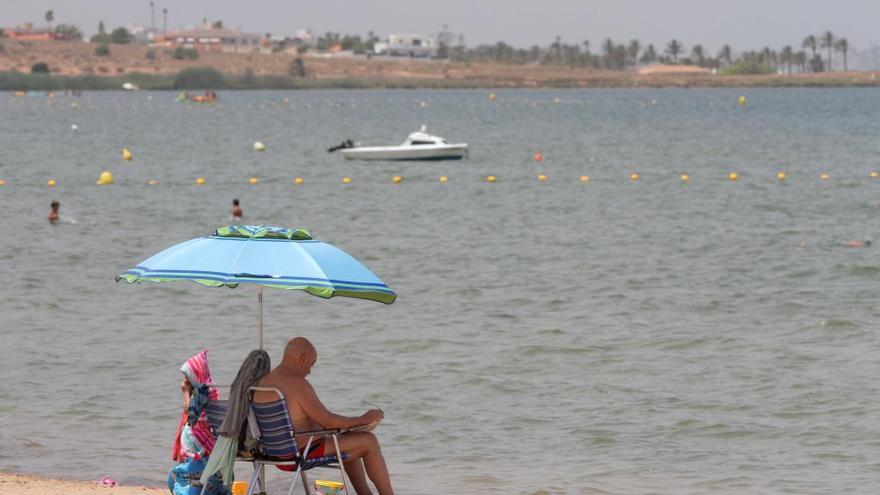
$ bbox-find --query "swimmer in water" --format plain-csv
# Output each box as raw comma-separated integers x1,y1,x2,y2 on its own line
844,240,872,248
48,200,59,224
231,198,243,222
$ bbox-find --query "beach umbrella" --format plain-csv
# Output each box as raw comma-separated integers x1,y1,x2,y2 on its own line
116,225,396,348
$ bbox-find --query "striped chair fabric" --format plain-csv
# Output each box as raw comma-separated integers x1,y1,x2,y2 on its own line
251,399,348,470
204,399,229,437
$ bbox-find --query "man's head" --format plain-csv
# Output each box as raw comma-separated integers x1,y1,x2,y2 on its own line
233,199,240,206
50,200,59,211
282,337,316,376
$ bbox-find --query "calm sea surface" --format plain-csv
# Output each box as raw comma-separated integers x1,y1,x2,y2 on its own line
1,88,880,494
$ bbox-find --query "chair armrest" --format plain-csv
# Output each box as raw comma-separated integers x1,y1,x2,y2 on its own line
293,428,344,437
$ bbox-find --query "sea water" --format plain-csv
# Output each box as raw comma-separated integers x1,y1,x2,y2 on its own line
1,89,879,494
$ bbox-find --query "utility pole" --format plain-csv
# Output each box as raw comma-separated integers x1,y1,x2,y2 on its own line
162,7,167,34
150,2,155,31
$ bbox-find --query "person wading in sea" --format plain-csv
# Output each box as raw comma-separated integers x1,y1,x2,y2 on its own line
231,199,243,222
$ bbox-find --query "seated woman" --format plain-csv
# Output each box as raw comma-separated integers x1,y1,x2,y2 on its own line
168,350,228,495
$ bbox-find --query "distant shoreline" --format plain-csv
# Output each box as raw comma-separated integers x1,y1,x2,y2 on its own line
5,70,880,91
2,40,880,90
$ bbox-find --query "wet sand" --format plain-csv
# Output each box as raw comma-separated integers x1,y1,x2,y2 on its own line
0,473,164,495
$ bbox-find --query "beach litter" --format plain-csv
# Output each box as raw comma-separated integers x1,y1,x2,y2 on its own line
97,476,118,488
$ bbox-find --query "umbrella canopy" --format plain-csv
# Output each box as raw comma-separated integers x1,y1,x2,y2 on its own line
116,225,396,346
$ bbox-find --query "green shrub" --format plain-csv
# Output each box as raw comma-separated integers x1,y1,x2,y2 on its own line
110,27,131,44
173,67,224,89
90,33,110,44
31,62,50,74
173,47,199,60
722,60,775,76
289,57,306,78
95,43,110,56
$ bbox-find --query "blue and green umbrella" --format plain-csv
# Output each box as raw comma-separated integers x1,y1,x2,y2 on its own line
117,225,396,347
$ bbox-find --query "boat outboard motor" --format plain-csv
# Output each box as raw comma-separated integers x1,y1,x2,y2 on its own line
327,139,354,152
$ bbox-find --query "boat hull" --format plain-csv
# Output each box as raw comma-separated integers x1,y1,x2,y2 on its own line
340,144,468,161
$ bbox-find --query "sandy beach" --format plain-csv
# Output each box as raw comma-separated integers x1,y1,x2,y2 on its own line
0,473,164,495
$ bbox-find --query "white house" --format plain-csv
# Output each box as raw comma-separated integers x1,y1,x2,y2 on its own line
374,33,436,57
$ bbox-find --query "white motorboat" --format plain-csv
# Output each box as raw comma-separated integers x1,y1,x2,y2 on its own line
336,126,468,161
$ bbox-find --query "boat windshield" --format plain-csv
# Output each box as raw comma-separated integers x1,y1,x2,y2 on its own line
410,140,436,145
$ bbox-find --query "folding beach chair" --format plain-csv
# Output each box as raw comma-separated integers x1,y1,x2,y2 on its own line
246,386,351,495
203,388,267,495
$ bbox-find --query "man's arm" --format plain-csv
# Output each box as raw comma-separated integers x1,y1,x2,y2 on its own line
296,379,381,430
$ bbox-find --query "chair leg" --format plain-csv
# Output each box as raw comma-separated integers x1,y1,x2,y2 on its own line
244,464,261,495
331,435,350,495
258,464,267,495
286,464,303,495
300,469,311,495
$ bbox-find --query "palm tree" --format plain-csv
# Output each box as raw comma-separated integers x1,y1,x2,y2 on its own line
582,40,591,56
602,38,615,68
45,10,54,34
834,37,849,71
794,51,807,72
781,45,793,73
718,45,732,67
802,34,817,68
820,31,834,71
627,39,641,67
691,44,705,66
640,44,657,65
665,39,682,63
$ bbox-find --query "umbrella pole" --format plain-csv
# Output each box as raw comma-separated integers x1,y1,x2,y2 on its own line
258,286,263,350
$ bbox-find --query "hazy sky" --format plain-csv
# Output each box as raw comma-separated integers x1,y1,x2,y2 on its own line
3,0,878,53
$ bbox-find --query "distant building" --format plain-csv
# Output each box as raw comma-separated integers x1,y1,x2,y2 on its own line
153,26,268,53
5,22,56,41
374,33,436,57
127,23,158,43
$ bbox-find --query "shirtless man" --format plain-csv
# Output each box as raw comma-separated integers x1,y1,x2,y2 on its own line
255,337,394,495
48,200,60,223
231,199,243,222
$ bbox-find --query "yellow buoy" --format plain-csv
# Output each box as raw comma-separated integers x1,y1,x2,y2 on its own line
47,179,57,187
147,179,159,185
580,175,590,182
0,179,6,186
294,177,304,185
486,175,496,183
777,171,786,180
392,175,403,184
728,172,739,181
680,174,690,182
196,177,206,185
253,141,266,152
97,171,114,185
820,173,830,180
249,177,259,185
122,148,133,161
738,96,747,106
537,174,548,181
630,173,640,181
870,171,879,178
439,176,448,183
488,93,497,101
342,176,352,184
